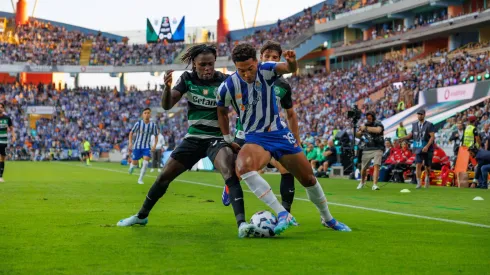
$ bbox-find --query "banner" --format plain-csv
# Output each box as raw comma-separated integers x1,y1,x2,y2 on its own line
437,83,476,103
27,106,55,114
147,16,185,43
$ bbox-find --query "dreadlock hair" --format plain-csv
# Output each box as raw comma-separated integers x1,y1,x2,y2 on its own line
180,44,217,70
232,43,257,63
260,40,282,56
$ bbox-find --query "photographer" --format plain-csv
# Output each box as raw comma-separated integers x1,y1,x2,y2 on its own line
356,112,385,190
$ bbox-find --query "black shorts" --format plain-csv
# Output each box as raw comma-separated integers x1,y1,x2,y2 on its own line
235,138,246,147
81,151,90,157
170,137,230,169
0,144,6,156
415,151,433,167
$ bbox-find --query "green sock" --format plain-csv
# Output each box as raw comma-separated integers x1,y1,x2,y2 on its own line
86,158,90,165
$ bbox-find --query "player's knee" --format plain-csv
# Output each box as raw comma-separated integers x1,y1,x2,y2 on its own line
298,173,316,187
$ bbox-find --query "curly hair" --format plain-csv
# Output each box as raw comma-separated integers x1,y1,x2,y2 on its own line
180,44,217,69
231,43,257,63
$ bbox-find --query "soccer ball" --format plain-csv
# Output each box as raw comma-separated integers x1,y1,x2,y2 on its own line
249,210,277,237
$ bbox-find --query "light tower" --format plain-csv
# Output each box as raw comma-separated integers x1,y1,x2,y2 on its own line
217,0,230,43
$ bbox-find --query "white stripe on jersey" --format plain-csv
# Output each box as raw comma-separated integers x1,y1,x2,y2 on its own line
131,120,158,149
217,62,284,134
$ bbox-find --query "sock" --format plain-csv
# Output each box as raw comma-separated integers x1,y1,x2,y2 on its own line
416,177,421,185
138,174,171,219
225,175,246,227
241,171,286,215
139,159,143,168
305,180,334,222
139,160,149,181
0,161,4,177
279,173,295,213
130,163,135,169
86,158,90,165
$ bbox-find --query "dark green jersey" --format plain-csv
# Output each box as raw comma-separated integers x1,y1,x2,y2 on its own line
174,71,228,139
235,77,292,136
0,114,12,144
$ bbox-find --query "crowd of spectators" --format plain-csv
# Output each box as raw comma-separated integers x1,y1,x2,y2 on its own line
0,83,187,161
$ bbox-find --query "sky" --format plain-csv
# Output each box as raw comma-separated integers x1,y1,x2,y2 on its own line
0,0,324,31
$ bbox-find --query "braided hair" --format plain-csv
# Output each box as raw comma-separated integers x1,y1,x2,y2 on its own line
180,44,217,70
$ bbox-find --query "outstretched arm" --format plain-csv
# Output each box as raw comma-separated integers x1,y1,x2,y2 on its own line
274,50,298,75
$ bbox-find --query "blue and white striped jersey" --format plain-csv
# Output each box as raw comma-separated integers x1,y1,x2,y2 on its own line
131,120,158,149
217,62,285,134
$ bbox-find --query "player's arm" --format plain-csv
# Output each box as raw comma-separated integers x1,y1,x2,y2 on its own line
423,129,435,152
274,50,298,75
128,131,133,152
474,129,482,147
7,118,15,143
161,70,184,110
399,132,413,141
216,81,240,152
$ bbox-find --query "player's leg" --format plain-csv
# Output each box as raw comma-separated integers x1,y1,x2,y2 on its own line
129,150,140,175
415,154,423,188
138,151,151,184
270,158,295,213
236,144,287,214
210,143,255,237
424,152,433,189
358,153,372,189
0,145,6,182
118,140,205,226
236,143,295,235
278,151,351,232
86,151,91,165
220,138,245,206
371,150,382,190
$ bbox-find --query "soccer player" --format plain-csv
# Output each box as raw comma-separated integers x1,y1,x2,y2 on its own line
117,44,254,238
128,108,158,184
222,41,299,213
81,138,91,166
217,43,351,235
0,103,15,182
150,131,165,173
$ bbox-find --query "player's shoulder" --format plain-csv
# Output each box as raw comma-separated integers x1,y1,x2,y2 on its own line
274,77,291,90
213,71,229,82
258,61,277,71
179,71,193,81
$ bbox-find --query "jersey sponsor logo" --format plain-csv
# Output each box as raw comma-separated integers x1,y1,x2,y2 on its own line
236,93,242,99
244,94,261,110
190,94,218,107
239,104,245,111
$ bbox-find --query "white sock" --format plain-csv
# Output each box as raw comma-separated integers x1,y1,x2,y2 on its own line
241,171,286,215
305,181,334,222
416,177,421,185
130,163,135,169
139,160,149,181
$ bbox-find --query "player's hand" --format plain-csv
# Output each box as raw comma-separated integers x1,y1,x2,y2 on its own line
164,70,174,89
283,50,296,63
422,146,428,153
230,142,241,153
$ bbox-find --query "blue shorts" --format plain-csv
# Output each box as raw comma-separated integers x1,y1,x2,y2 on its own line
132,148,151,160
245,128,302,160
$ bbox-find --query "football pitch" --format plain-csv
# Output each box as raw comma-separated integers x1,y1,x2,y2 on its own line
1,162,489,274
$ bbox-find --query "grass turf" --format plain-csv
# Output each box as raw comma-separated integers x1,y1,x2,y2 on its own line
0,162,489,274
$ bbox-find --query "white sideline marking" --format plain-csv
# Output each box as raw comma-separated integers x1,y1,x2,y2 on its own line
59,163,490,229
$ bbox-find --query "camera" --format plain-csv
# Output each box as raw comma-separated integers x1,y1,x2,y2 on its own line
347,105,362,122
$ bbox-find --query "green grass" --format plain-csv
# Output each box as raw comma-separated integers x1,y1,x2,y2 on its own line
1,162,489,275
